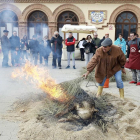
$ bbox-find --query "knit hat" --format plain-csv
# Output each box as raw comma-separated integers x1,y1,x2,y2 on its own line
101,38,112,46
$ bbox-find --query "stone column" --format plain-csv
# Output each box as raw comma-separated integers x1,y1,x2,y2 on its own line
18,22,27,39
137,23,140,36
48,22,57,39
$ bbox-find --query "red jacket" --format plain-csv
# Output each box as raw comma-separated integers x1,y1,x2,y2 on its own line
65,36,76,52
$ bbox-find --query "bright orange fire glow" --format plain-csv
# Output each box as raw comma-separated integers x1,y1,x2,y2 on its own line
12,62,69,102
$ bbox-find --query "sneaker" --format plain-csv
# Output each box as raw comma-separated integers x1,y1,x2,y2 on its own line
136,82,140,86
66,65,70,69
59,67,62,69
129,81,137,84
73,66,76,69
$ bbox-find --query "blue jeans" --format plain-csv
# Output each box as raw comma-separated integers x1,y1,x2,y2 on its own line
99,70,124,89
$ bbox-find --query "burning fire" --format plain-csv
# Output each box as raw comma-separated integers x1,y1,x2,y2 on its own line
12,62,69,102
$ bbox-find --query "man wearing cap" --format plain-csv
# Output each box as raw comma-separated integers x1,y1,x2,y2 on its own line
1,30,10,67
83,38,126,99
98,33,109,47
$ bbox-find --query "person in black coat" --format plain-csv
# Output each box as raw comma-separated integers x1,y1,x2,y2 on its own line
21,35,29,62
9,31,20,66
83,35,95,65
50,31,63,69
29,35,39,65
37,36,44,64
43,35,51,66
98,33,109,47
1,30,10,67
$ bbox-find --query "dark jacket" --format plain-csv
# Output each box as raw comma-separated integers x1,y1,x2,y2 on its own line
83,40,96,54
87,45,126,83
1,35,10,51
99,36,105,47
44,39,51,56
21,39,29,50
93,37,100,48
65,36,76,52
9,35,20,50
50,35,63,54
29,39,39,54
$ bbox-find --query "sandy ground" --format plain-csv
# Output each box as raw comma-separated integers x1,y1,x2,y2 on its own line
0,54,140,140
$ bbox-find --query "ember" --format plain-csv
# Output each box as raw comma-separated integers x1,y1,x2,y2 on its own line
12,62,69,102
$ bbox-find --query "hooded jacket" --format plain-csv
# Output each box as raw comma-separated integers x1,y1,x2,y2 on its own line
87,45,126,83
114,38,126,54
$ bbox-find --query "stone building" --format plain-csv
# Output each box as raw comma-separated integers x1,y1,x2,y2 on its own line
0,0,140,42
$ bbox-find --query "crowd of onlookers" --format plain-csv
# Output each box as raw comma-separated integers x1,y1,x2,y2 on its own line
0,29,139,70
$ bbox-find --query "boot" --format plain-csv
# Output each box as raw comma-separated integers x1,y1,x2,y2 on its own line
119,88,124,100
96,86,103,97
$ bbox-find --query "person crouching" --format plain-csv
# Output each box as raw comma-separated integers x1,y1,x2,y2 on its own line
83,38,126,100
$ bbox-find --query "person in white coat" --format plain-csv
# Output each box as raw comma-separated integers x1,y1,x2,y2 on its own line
76,38,85,61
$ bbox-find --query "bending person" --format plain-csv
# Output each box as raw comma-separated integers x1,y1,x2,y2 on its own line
83,38,126,99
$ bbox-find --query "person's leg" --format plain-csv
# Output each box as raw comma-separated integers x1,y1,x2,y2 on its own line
80,48,82,60
40,53,43,64
114,70,124,89
130,69,137,83
85,53,88,66
89,53,93,61
5,50,9,66
34,53,38,66
45,55,49,66
11,50,15,66
72,51,75,67
82,48,85,60
114,70,124,99
52,54,57,68
58,57,61,68
136,70,140,85
2,51,6,67
96,77,106,97
67,52,71,66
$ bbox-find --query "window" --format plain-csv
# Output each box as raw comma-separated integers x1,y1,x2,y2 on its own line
115,12,137,40
0,10,18,37
28,11,48,39
57,11,79,40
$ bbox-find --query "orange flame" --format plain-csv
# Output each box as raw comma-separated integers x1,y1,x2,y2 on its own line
12,62,69,102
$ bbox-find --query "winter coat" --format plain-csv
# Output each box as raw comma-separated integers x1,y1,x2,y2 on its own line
50,35,63,55
93,38,100,48
21,39,29,50
65,36,76,52
9,35,20,50
29,39,39,54
87,45,126,84
98,36,105,47
44,40,51,56
83,40,96,54
1,35,10,51
114,38,126,54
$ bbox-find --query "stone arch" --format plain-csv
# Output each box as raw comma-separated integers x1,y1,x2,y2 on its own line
109,4,140,23
0,3,22,20
53,4,86,23
22,4,53,22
